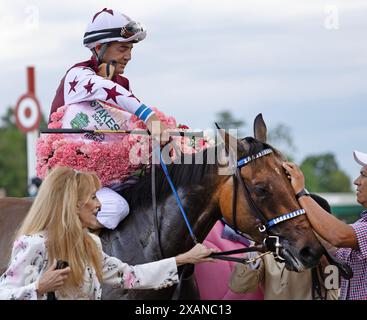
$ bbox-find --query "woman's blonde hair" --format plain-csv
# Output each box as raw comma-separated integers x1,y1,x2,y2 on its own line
16,166,103,293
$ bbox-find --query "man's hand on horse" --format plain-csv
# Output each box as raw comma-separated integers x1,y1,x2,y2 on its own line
282,162,306,194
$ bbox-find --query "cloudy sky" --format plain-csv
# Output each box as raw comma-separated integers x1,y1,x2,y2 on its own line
1,0,366,183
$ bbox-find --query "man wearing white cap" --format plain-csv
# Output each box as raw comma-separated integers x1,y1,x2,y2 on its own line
282,151,367,300
47,8,167,230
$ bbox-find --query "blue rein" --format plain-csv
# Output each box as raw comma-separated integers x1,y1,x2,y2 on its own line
159,151,198,244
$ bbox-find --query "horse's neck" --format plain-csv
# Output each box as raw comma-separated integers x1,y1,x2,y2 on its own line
192,201,222,243
158,181,222,259
145,151,225,257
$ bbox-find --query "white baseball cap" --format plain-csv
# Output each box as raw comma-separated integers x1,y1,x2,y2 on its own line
353,150,367,166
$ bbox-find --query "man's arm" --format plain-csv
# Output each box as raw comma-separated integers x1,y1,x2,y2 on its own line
299,196,358,249
282,162,358,249
64,67,155,124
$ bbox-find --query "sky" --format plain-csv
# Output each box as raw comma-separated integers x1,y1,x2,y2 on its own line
1,0,366,184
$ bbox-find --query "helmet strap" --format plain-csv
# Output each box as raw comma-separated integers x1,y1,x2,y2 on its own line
93,43,109,64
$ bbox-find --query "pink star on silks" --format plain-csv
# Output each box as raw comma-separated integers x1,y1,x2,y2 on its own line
68,77,79,94
92,8,114,22
84,79,95,94
103,86,123,103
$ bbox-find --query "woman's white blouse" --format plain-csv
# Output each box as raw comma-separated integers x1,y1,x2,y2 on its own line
0,233,178,300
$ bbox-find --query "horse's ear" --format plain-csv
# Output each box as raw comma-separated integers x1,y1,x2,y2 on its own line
254,113,267,143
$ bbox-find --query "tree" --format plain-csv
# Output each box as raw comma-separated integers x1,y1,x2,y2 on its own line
0,107,27,197
267,124,295,161
300,153,351,192
215,110,246,138
214,110,295,159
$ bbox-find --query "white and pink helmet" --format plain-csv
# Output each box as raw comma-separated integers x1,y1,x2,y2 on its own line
83,8,146,49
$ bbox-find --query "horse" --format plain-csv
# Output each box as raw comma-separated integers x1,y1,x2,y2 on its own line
0,198,34,272
0,114,325,299
99,114,325,299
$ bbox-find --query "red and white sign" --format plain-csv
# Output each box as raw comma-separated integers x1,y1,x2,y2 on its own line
15,93,41,133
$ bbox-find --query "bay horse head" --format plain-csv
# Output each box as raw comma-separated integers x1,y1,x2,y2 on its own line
217,113,323,271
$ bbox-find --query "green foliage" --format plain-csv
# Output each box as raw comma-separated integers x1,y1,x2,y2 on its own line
0,108,27,196
267,123,296,161
215,110,246,137
300,153,352,192
214,110,295,159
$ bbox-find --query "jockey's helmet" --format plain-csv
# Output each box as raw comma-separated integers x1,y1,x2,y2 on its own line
83,8,146,50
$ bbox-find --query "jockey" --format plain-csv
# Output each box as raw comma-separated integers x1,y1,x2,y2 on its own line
48,8,167,230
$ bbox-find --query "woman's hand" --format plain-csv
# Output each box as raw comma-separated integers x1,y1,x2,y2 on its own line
282,162,306,194
175,243,218,266
36,259,71,295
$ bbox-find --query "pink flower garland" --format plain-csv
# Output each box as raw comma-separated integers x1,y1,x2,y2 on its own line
36,105,210,186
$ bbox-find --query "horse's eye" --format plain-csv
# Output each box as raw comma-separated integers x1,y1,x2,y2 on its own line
253,185,269,197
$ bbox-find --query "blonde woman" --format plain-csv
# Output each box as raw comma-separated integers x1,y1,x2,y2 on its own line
0,167,215,300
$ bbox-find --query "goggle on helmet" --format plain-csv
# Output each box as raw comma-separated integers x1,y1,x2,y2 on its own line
83,9,147,49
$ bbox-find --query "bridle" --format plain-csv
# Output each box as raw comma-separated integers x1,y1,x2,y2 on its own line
151,138,353,300
153,139,306,265
210,139,353,282
230,145,305,235
210,140,305,263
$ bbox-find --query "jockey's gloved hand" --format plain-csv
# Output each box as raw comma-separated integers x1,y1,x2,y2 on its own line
146,114,169,147
160,127,170,147
97,60,117,80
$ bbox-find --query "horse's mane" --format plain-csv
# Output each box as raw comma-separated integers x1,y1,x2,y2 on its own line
121,137,280,211
121,145,218,210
